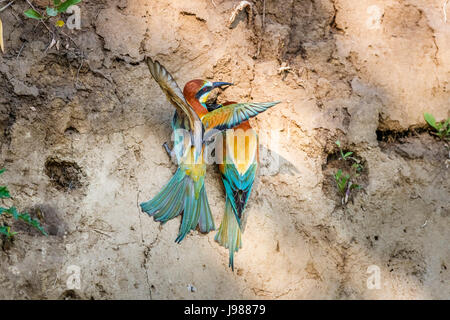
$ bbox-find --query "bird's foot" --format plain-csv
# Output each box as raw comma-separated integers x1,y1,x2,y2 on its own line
163,142,172,157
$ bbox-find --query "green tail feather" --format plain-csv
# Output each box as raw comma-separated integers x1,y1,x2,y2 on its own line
141,167,215,244
214,198,242,271
198,185,215,233
140,168,186,221
175,179,198,243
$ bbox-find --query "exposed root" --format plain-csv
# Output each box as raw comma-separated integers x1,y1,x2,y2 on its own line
444,0,449,23
228,1,253,28
0,16,3,53
278,62,293,74
262,0,266,30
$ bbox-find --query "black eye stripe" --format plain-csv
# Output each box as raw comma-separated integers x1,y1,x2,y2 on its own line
195,86,212,99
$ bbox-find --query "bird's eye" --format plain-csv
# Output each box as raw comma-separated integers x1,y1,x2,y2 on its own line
195,86,212,99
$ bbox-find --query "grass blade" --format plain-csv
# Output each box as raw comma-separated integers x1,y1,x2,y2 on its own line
24,9,44,20
424,113,437,130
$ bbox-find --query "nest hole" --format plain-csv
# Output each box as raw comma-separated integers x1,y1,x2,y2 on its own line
45,158,84,191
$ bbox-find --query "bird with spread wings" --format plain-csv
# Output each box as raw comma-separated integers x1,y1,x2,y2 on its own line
140,57,280,243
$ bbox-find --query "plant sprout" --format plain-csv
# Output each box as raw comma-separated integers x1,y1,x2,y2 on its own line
424,113,450,141
24,0,81,27
0,169,47,239
333,141,363,205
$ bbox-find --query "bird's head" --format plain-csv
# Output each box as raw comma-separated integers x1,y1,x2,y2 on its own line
183,79,232,111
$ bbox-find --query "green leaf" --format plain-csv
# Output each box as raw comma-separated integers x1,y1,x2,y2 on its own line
424,113,438,130
0,226,8,236
0,186,10,199
0,225,17,238
335,169,350,194
24,9,44,20
350,183,360,190
46,7,59,17
0,206,19,219
335,169,343,180
335,140,341,147
8,207,19,220
16,212,48,236
0,168,5,175
57,0,82,13
0,207,47,236
338,181,347,193
0,226,12,237
443,119,449,132
343,151,353,159
53,0,62,6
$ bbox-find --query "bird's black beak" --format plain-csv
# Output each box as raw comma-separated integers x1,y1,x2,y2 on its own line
212,82,233,89
196,82,233,100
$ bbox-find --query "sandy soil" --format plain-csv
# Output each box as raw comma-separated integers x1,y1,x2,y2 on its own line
0,0,449,299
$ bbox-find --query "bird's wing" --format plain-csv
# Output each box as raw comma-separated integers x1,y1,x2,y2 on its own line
221,127,258,220
201,101,280,140
225,126,258,175
146,57,200,130
221,162,257,222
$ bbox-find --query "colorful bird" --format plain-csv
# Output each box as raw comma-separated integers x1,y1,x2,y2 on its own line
166,79,233,164
140,57,279,243
208,101,259,271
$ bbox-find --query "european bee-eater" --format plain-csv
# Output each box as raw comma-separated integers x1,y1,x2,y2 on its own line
207,101,259,271
140,57,279,243
167,79,233,164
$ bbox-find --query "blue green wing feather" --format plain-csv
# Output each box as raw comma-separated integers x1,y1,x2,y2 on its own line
201,101,280,140
222,163,257,224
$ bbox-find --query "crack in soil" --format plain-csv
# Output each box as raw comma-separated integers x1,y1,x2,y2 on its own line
135,189,152,300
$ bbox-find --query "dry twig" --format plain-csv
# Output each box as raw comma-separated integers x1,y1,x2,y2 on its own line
0,17,3,53
0,0,14,12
